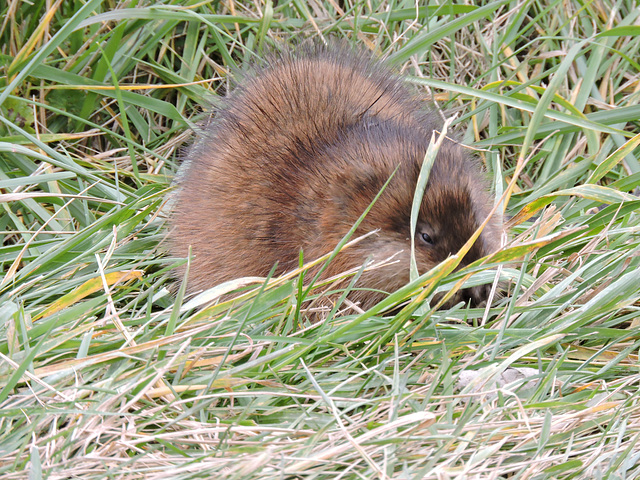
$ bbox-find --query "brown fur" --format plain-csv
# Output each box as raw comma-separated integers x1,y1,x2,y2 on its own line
170,45,502,309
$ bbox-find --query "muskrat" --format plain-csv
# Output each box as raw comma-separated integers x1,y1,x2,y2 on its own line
170,44,502,310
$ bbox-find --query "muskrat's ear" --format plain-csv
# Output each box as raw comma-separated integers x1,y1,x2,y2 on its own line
360,115,382,130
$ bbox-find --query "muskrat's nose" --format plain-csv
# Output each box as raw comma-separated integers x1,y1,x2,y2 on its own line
461,284,491,307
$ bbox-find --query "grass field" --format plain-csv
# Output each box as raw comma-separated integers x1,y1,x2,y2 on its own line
1,0,640,478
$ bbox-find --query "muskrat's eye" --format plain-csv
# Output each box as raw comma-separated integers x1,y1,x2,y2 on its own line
420,232,433,245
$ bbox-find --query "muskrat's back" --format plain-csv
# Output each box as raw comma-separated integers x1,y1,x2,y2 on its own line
171,45,502,308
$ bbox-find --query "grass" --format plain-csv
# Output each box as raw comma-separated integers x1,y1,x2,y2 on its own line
1,0,639,478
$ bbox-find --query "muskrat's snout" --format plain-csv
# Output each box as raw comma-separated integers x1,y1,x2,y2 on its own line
424,252,497,309
433,283,492,310
462,284,492,308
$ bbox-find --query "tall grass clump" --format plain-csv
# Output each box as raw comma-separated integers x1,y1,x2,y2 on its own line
1,1,639,478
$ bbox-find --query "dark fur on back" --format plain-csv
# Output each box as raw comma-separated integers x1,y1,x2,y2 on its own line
170,44,502,308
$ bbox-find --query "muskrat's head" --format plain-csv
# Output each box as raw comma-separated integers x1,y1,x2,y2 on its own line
311,120,502,309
